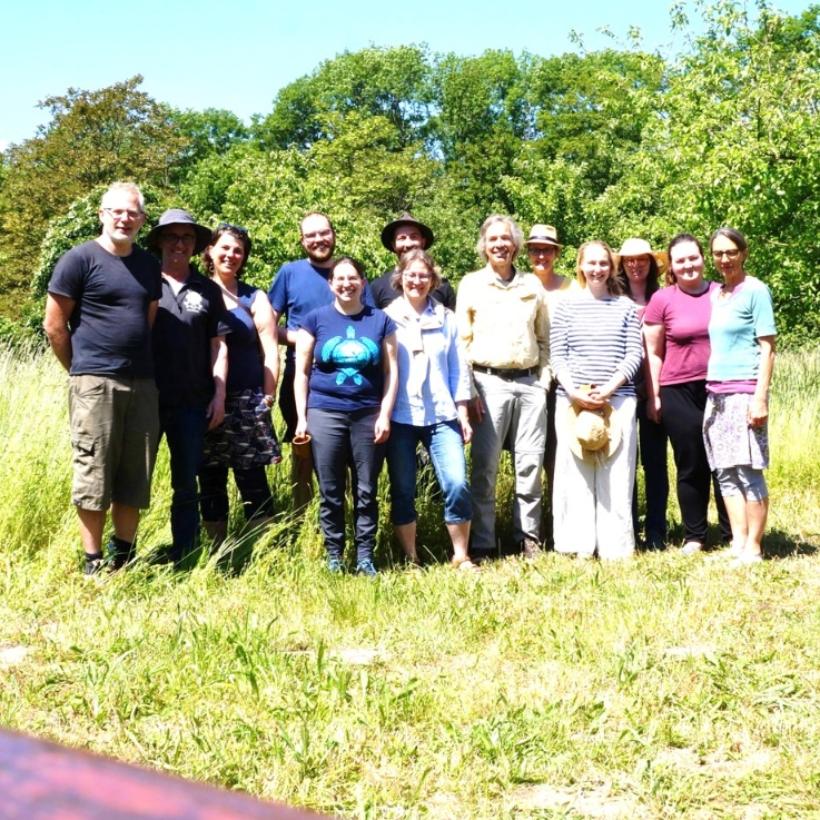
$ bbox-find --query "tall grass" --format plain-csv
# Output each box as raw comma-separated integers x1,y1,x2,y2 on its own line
0,346,817,817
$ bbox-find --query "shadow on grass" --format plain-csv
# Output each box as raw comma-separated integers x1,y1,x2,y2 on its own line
762,528,818,559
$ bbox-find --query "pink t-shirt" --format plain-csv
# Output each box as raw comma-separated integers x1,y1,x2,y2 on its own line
643,282,719,385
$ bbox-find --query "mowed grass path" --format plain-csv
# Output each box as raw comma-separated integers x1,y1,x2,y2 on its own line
0,347,817,818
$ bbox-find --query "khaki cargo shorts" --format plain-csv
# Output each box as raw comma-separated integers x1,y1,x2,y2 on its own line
68,374,160,511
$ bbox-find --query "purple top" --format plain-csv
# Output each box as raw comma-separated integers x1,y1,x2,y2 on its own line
643,282,719,385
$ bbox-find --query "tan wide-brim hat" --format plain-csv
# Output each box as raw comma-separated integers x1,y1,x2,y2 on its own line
566,402,622,464
617,237,667,273
526,223,562,248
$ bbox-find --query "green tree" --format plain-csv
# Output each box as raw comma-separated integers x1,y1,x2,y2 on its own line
255,45,432,150
0,76,185,290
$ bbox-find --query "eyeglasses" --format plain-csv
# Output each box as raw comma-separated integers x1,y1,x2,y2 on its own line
712,249,741,259
102,207,142,220
217,221,249,237
162,232,197,245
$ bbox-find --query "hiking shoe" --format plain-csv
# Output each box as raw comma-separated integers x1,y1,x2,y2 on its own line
326,555,344,574
355,558,378,577
106,536,135,570
83,554,107,578
520,538,542,560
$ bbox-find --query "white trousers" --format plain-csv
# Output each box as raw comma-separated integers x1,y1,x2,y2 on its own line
553,394,637,560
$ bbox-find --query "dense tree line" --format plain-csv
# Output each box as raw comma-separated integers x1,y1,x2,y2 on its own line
1,1,817,343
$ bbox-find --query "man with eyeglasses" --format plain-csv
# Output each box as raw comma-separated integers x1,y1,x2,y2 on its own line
147,209,231,567
43,181,162,575
268,212,341,509
370,213,456,309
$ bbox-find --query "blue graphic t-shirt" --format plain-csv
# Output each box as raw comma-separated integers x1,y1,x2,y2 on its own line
302,304,396,412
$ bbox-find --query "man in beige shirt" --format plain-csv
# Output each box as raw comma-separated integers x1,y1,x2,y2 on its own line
456,214,550,560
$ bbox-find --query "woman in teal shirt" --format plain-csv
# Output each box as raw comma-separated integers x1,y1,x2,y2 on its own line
703,227,776,565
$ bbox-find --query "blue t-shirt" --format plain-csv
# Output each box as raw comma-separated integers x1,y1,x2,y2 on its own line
707,276,777,383
268,258,373,358
48,240,161,377
302,304,396,412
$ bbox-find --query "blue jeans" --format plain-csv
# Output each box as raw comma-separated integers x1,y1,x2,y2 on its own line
308,407,385,562
159,404,208,560
387,419,472,525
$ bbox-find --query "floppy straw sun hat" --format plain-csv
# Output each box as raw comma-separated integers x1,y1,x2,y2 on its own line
617,237,667,272
566,401,622,464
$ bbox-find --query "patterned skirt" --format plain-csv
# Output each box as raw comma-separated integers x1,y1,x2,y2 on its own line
703,392,769,471
202,388,282,470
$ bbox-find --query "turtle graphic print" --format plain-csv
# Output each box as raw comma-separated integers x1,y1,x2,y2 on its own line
320,325,381,386
302,304,397,412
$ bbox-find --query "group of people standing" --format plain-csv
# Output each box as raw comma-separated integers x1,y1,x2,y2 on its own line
43,182,777,576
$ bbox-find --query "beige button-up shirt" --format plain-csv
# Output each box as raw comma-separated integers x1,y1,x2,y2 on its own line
456,265,551,387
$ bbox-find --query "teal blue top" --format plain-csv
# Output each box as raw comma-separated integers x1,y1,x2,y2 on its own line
707,276,776,383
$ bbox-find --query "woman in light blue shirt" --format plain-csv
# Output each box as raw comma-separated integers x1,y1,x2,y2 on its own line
384,249,475,569
703,227,776,565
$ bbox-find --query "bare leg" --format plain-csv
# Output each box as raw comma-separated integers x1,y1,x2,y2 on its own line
447,521,471,564
77,508,106,555
111,503,140,543
394,522,419,563
744,497,768,557
291,451,314,512
722,493,749,550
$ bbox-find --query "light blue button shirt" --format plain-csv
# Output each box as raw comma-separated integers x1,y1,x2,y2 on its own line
385,298,472,427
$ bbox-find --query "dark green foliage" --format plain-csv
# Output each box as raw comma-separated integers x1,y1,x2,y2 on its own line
1,2,816,343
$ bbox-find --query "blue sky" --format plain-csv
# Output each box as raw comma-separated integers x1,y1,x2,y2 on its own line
0,0,811,151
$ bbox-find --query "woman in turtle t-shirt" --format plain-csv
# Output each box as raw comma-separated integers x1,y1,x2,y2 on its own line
294,257,398,576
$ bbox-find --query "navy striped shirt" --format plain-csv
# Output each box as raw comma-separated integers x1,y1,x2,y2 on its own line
551,292,642,397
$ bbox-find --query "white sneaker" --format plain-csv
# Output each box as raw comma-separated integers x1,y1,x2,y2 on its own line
680,541,703,556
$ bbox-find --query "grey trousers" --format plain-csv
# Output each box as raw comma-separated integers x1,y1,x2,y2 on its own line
470,371,547,552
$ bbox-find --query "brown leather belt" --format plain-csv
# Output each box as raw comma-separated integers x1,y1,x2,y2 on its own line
472,364,538,380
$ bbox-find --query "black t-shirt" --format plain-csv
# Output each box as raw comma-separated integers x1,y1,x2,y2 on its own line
153,272,232,408
48,240,162,377
369,268,456,310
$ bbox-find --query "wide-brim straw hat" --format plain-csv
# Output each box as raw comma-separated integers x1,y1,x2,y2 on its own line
617,237,667,272
566,401,622,464
380,213,435,251
526,223,562,248
146,209,212,254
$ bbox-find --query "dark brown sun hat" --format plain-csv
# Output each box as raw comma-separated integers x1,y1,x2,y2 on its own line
380,212,435,252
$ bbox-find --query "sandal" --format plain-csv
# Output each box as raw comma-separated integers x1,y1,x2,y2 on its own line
451,556,480,572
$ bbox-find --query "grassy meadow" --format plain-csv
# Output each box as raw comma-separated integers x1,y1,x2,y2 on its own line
0,345,817,818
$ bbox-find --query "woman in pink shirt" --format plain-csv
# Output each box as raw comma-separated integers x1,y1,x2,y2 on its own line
644,234,729,554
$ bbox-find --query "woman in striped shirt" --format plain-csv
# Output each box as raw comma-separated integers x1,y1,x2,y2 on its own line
550,241,643,559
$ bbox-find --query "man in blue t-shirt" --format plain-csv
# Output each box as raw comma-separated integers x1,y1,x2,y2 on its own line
268,212,338,509
44,182,162,576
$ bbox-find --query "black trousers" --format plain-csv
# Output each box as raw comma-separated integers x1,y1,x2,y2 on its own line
660,380,729,543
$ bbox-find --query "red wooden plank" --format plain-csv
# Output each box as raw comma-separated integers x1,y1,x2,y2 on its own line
0,729,331,819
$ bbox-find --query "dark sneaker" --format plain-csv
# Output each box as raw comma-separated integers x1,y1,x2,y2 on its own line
520,538,542,560
83,554,106,578
645,534,666,551
355,558,378,577
326,555,344,574
106,536,135,570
